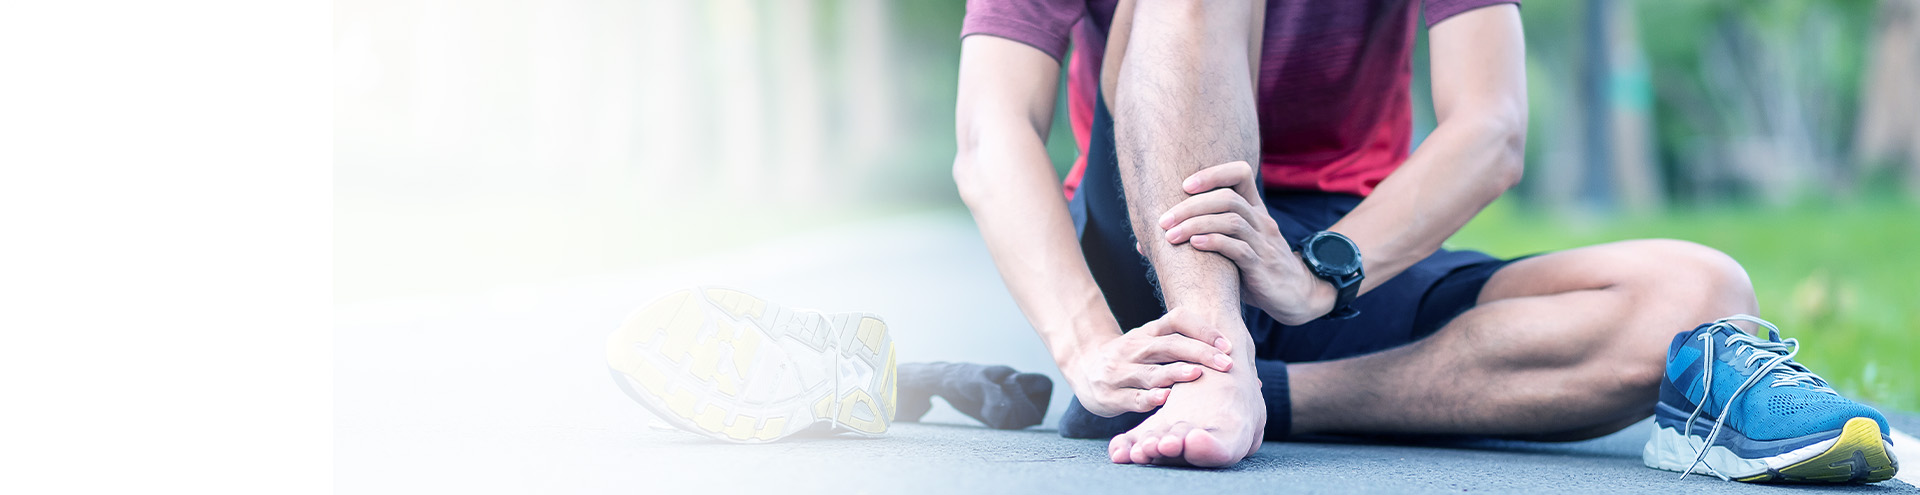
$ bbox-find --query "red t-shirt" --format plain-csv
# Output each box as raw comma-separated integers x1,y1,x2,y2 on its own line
960,0,1517,198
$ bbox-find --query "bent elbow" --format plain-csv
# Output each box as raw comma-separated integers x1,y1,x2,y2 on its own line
952,151,983,208
1490,114,1527,192
1495,134,1525,192
952,110,986,207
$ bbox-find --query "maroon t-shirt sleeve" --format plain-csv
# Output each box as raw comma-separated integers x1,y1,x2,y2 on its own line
1423,0,1519,28
960,0,1085,63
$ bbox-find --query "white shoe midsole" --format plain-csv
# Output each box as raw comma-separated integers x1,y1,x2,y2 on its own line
1642,424,1843,478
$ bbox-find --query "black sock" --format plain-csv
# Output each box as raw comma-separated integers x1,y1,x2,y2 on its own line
894,362,1053,430
1256,358,1292,440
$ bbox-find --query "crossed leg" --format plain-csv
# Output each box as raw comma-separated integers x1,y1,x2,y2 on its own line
1287,239,1759,440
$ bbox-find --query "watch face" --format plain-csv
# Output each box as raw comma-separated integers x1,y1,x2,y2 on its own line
1309,235,1360,273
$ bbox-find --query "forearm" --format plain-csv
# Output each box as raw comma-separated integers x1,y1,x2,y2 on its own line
1114,0,1261,336
952,35,1119,367
955,134,1120,369
1333,116,1523,293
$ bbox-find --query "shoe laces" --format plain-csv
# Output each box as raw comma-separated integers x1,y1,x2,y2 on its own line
1679,314,1834,480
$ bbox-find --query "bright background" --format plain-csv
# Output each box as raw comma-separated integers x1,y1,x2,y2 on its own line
335,0,1920,412
3,1,330,492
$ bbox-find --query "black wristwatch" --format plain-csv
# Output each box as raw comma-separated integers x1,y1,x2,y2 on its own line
1298,231,1363,320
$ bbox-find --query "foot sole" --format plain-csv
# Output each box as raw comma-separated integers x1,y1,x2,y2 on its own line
606,287,897,443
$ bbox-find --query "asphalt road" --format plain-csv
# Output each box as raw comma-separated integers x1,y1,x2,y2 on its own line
336,211,1915,493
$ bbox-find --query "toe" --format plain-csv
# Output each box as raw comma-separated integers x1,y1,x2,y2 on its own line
1108,436,1135,464
1180,428,1241,468
1131,436,1159,464
1158,422,1193,458
1157,434,1183,458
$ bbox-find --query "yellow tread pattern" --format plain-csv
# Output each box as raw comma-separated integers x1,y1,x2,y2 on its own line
754,417,787,441
654,293,704,364
837,389,886,434
1769,417,1898,483
703,288,766,320
856,317,886,353
720,413,758,441
812,395,834,421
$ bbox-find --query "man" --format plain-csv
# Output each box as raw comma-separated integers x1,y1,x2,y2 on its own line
951,0,1900,481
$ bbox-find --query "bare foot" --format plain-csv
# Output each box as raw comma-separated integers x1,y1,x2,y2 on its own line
1106,366,1265,467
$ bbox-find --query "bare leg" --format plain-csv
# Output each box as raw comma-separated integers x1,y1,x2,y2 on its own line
1287,239,1759,440
1104,0,1268,467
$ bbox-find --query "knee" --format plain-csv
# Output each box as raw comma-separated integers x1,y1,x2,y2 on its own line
1604,240,1757,385
1618,239,1757,315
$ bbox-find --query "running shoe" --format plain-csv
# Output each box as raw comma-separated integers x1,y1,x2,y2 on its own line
1644,314,1899,483
606,287,898,442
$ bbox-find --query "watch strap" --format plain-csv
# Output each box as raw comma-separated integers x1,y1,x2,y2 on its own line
1326,271,1360,320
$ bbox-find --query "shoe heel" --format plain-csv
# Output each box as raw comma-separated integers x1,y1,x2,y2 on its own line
824,314,895,434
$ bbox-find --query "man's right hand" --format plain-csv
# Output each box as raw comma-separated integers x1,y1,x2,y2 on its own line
1062,311,1236,417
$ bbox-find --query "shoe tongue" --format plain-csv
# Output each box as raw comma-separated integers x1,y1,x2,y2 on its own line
1704,319,1785,342
1699,321,1746,341
1713,324,1824,386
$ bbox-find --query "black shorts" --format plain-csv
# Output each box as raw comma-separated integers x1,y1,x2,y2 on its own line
1060,91,1515,438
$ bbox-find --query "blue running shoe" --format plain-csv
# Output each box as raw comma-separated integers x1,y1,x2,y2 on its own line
1644,315,1900,483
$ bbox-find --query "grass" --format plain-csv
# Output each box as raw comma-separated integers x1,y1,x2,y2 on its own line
1448,197,1920,414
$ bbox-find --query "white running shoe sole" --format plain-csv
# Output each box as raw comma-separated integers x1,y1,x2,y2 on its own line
1644,417,1899,483
606,287,898,443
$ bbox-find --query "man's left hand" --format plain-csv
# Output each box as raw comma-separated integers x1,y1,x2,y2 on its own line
1154,161,1337,326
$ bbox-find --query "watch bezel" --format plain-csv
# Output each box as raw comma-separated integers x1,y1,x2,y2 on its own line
1302,231,1363,279
1299,230,1365,321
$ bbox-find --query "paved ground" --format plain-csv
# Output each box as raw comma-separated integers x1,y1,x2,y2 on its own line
336,211,1916,493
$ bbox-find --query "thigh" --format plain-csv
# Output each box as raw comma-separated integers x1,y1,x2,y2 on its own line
1471,239,1757,357
1251,244,1513,363
1476,244,1635,303
1475,238,1747,303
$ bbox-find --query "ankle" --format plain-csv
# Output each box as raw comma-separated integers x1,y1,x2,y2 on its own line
1162,306,1258,359
1256,359,1293,440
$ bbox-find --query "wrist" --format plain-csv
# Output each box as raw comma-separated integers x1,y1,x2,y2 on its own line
1305,276,1338,320
1270,259,1340,325
1049,317,1121,370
